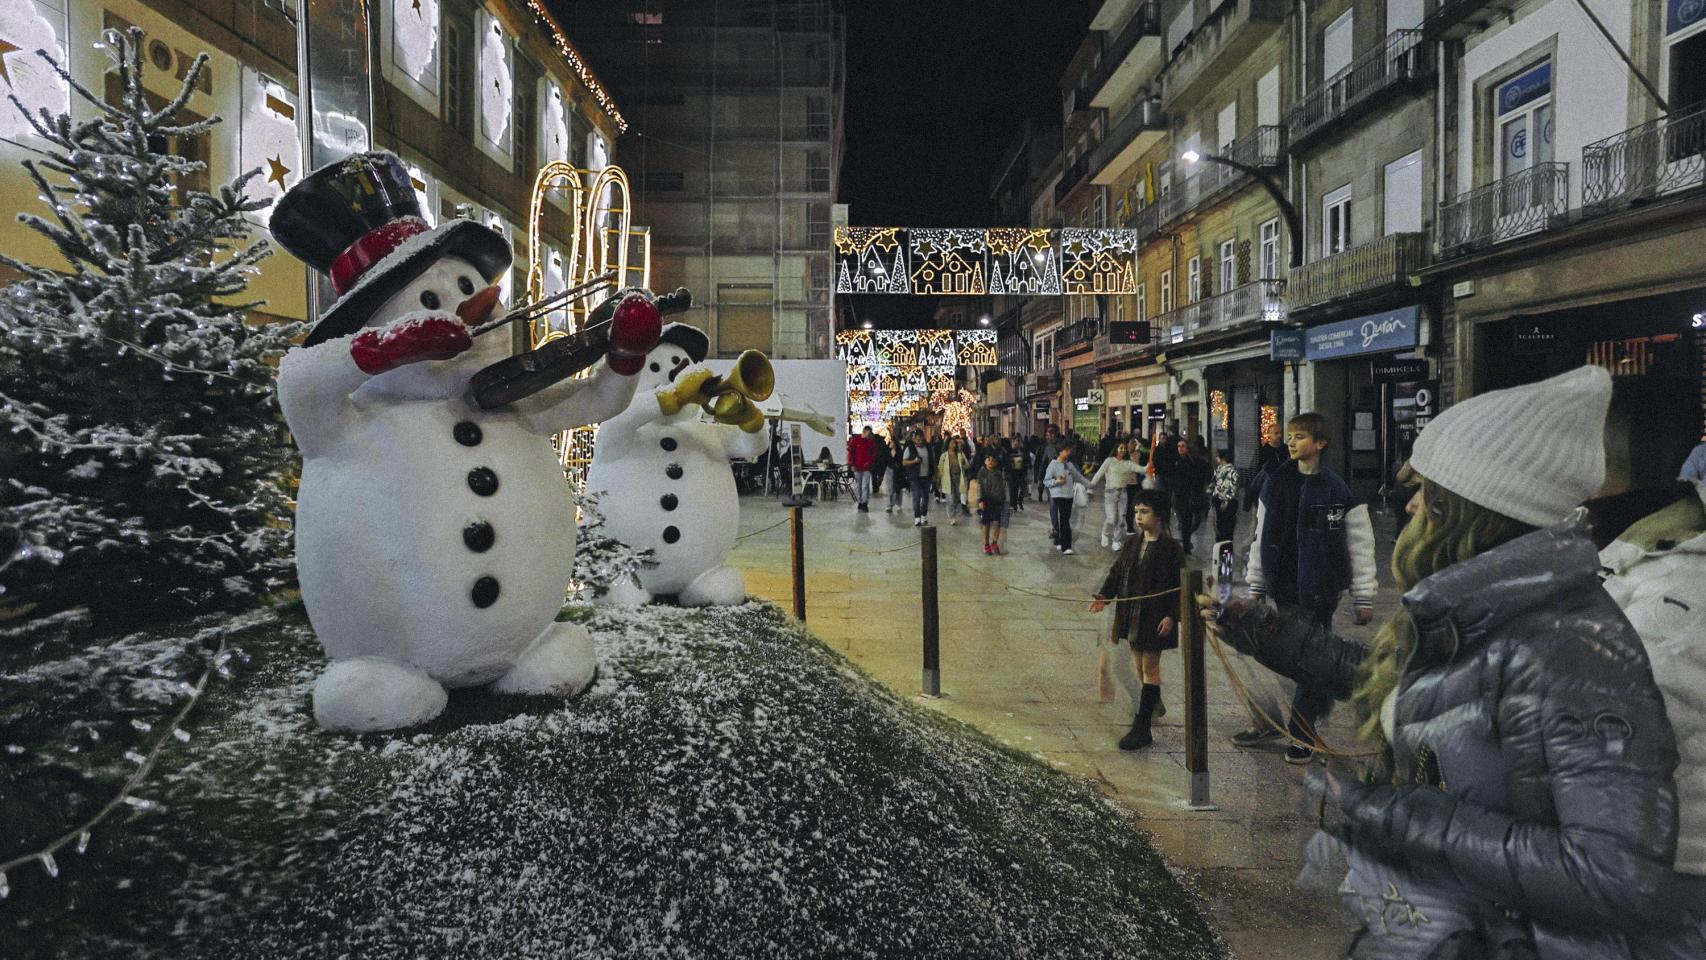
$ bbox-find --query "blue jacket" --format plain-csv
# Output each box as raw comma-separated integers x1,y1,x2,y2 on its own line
1249,460,1377,609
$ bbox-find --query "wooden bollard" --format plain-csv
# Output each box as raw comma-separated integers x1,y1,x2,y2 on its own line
1180,568,1213,809
790,505,806,621
921,525,940,697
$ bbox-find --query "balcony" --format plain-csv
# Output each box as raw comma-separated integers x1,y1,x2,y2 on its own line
1288,30,1430,152
1438,162,1570,257
1027,372,1060,395
1090,2,1163,107
1583,104,1706,217
1054,316,1103,353
1090,95,1167,185
1160,0,1288,111
1126,199,1162,241
1158,280,1287,346
1421,0,1498,40
1063,82,1098,132
1286,233,1429,311
1055,152,1096,202
1093,326,1159,365
1159,125,1286,227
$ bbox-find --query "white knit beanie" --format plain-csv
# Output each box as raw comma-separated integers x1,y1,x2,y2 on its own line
1409,365,1611,527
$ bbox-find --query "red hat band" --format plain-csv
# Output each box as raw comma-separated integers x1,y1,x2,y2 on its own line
329,217,432,296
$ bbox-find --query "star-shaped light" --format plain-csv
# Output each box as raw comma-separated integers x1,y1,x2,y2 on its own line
266,154,291,190
0,38,21,89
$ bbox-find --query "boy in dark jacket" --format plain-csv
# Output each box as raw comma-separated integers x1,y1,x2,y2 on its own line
973,453,1009,555
1237,412,1377,763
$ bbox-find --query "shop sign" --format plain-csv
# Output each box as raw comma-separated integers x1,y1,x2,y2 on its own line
1511,319,1557,355
1391,380,1438,446
1086,388,1106,404
1372,358,1429,382
1269,328,1306,361
1669,0,1706,35
1304,306,1421,361
1125,388,1145,405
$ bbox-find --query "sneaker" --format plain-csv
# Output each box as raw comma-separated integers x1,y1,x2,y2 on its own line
1100,533,1110,547
1284,743,1315,765
1229,727,1283,748
993,543,1002,555
1062,548,1075,555
1055,544,1063,552
983,544,993,555
1111,539,1124,551
885,505,893,513
949,516,959,526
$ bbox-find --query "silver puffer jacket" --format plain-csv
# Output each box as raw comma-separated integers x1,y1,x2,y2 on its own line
1231,523,1706,958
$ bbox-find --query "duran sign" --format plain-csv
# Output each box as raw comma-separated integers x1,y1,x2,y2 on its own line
1269,328,1306,361
1305,306,1421,361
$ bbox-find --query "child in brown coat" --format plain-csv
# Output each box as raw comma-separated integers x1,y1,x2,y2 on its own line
1091,488,1184,750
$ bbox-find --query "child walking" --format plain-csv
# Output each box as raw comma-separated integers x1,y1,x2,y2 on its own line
973,452,1010,555
1090,489,1183,750
1208,448,1241,544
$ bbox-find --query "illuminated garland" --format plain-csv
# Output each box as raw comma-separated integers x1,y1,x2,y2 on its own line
1210,389,1229,431
834,226,1141,296
1260,405,1280,445
524,0,629,133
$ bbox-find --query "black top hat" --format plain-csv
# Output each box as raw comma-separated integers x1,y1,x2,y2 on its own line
270,151,513,347
658,322,710,363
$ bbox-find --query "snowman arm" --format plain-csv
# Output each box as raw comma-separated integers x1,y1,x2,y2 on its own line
720,422,771,460
275,343,368,456
513,361,641,437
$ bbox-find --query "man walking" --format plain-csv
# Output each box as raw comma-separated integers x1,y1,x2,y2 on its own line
847,425,878,513
902,428,933,526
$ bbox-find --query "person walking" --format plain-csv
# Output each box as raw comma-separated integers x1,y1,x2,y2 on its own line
1006,438,1030,511
1169,436,1212,553
938,436,972,525
1234,412,1376,763
1208,447,1240,545
847,425,878,513
1091,489,1183,750
1037,426,1062,503
1243,432,1287,512
1203,366,1706,958
1088,441,1143,550
870,429,890,498
901,428,932,526
1044,443,1091,554
885,433,907,513
972,451,1010,555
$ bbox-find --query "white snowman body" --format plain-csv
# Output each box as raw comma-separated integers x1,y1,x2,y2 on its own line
585,334,767,605
277,257,640,731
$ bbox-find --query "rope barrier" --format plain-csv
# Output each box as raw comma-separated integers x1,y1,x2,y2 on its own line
940,551,1182,604
845,539,922,555
1200,613,1381,760
733,516,792,541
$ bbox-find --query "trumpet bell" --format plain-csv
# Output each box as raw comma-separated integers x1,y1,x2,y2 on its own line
723,349,775,403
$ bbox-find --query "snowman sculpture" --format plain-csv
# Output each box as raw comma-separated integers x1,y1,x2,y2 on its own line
270,152,661,733
585,324,770,606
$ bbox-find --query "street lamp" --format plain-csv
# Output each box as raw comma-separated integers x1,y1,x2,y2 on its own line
1182,150,1304,269
978,315,991,326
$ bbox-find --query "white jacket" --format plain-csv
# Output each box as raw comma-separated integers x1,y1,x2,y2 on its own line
1598,481,1706,876
1088,456,1144,491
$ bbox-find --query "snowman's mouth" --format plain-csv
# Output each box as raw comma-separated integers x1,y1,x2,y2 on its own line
667,357,691,381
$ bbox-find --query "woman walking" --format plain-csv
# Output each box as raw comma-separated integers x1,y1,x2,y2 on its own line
1091,489,1182,750
1204,367,1706,958
1088,441,1144,550
885,432,907,513
1044,444,1091,554
1169,436,1211,552
938,436,972,525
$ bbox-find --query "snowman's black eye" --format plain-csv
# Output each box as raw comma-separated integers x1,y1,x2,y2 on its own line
649,362,660,372
419,290,441,310
458,276,476,295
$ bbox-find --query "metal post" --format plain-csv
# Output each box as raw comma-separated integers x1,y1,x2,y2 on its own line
790,505,806,622
921,526,940,697
1180,568,1215,809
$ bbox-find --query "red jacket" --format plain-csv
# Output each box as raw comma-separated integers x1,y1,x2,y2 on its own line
847,434,878,471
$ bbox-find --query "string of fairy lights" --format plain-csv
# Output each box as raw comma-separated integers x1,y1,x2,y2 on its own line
836,329,995,435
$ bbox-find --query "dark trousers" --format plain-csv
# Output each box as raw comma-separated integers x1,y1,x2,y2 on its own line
1177,498,1205,548
1008,474,1026,508
1049,497,1074,550
911,478,931,518
1123,484,1140,532
1287,596,1341,741
1212,499,1237,543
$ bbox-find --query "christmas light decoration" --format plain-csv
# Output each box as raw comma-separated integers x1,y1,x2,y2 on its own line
476,8,513,160
1260,405,1280,445
523,0,628,133
1211,390,1229,431
1059,228,1139,295
832,227,1138,297
389,0,440,91
909,229,986,295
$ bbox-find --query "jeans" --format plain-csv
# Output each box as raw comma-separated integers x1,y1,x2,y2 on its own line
1213,499,1238,543
1287,596,1341,742
1101,487,1127,545
946,473,964,515
911,479,931,519
1049,497,1075,550
887,467,905,509
854,469,872,505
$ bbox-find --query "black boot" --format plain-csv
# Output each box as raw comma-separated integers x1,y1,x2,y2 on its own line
1119,683,1161,750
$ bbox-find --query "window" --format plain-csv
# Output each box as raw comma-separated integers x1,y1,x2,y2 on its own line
1217,101,1237,152
1186,256,1202,302
1323,10,1354,81
1388,0,1424,31
1494,60,1553,179
1383,150,1424,234
512,76,534,176
444,20,466,134
1259,218,1281,279
1136,281,1148,322
1669,29,1706,112
1323,184,1352,256
1257,66,1281,128
1218,239,1236,293
1160,269,1175,313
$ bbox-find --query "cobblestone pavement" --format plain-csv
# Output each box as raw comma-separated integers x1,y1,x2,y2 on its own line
730,486,1405,960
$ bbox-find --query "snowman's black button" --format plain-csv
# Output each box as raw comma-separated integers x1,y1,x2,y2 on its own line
662,526,681,544
468,467,499,496
471,576,500,608
660,436,678,452
453,421,483,447
463,521,495,552
660,494,678,511
665,463,684,480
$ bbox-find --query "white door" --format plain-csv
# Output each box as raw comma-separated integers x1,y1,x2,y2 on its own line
1387,0,1424,31
1218,102,1238,152
1383,150,1424,234
1322,183,1352,256
1257,67,1281,128
1324,11,1354,79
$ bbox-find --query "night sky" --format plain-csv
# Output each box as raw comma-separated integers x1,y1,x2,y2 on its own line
839,0,1088,325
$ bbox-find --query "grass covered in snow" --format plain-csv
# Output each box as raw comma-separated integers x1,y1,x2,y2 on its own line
2,601,1222,958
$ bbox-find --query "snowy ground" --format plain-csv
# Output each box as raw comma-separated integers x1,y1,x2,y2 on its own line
1,601,1223,958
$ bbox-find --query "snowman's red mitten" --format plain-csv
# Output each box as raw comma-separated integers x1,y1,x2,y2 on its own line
606,293,663,376
350,316,473,375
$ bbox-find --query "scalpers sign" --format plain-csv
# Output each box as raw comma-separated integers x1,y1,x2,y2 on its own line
834,226,1139,296
1304,305,1422,361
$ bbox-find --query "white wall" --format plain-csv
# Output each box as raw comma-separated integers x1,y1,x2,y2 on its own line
1456,0,1631,208
704,357,848,459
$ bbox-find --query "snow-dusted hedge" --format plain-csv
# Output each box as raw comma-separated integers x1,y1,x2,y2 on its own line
2,602,1222,959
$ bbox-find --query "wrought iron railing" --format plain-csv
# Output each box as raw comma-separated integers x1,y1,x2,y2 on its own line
1157,280,1287,345
1055,152,1096,202
1286,233,1429,309
1288,30,1428,149
1055,316,1103,352
1159,125,1286,224
1091,2,1162,97
1582,104,1706,216
1438,162,1569,255
1126,200,1162,241
1089,96,1166,179
998,331,1031,373
1093,326,1158,363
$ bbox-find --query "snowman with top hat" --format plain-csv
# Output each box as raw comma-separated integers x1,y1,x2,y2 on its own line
271,151,662,733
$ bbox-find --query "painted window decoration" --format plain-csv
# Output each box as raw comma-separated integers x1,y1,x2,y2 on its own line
390,0,440,100
238,67,300,208
1496,60,1553,178
543,245,568,329
405,161,437,227
540,78,571,168
0,0,69,143
476,7,512,162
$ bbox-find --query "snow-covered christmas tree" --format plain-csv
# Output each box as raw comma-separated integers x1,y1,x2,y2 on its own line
0,28,300,628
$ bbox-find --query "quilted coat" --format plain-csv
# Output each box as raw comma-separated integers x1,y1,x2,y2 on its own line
1226,523,1706,958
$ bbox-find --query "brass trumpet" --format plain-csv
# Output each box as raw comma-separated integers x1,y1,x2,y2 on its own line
660,349,775,432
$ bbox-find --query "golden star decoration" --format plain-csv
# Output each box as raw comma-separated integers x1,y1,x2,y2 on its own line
266,155,291,190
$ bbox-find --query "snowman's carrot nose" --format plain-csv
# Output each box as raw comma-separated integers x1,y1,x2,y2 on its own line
456,286,502,326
